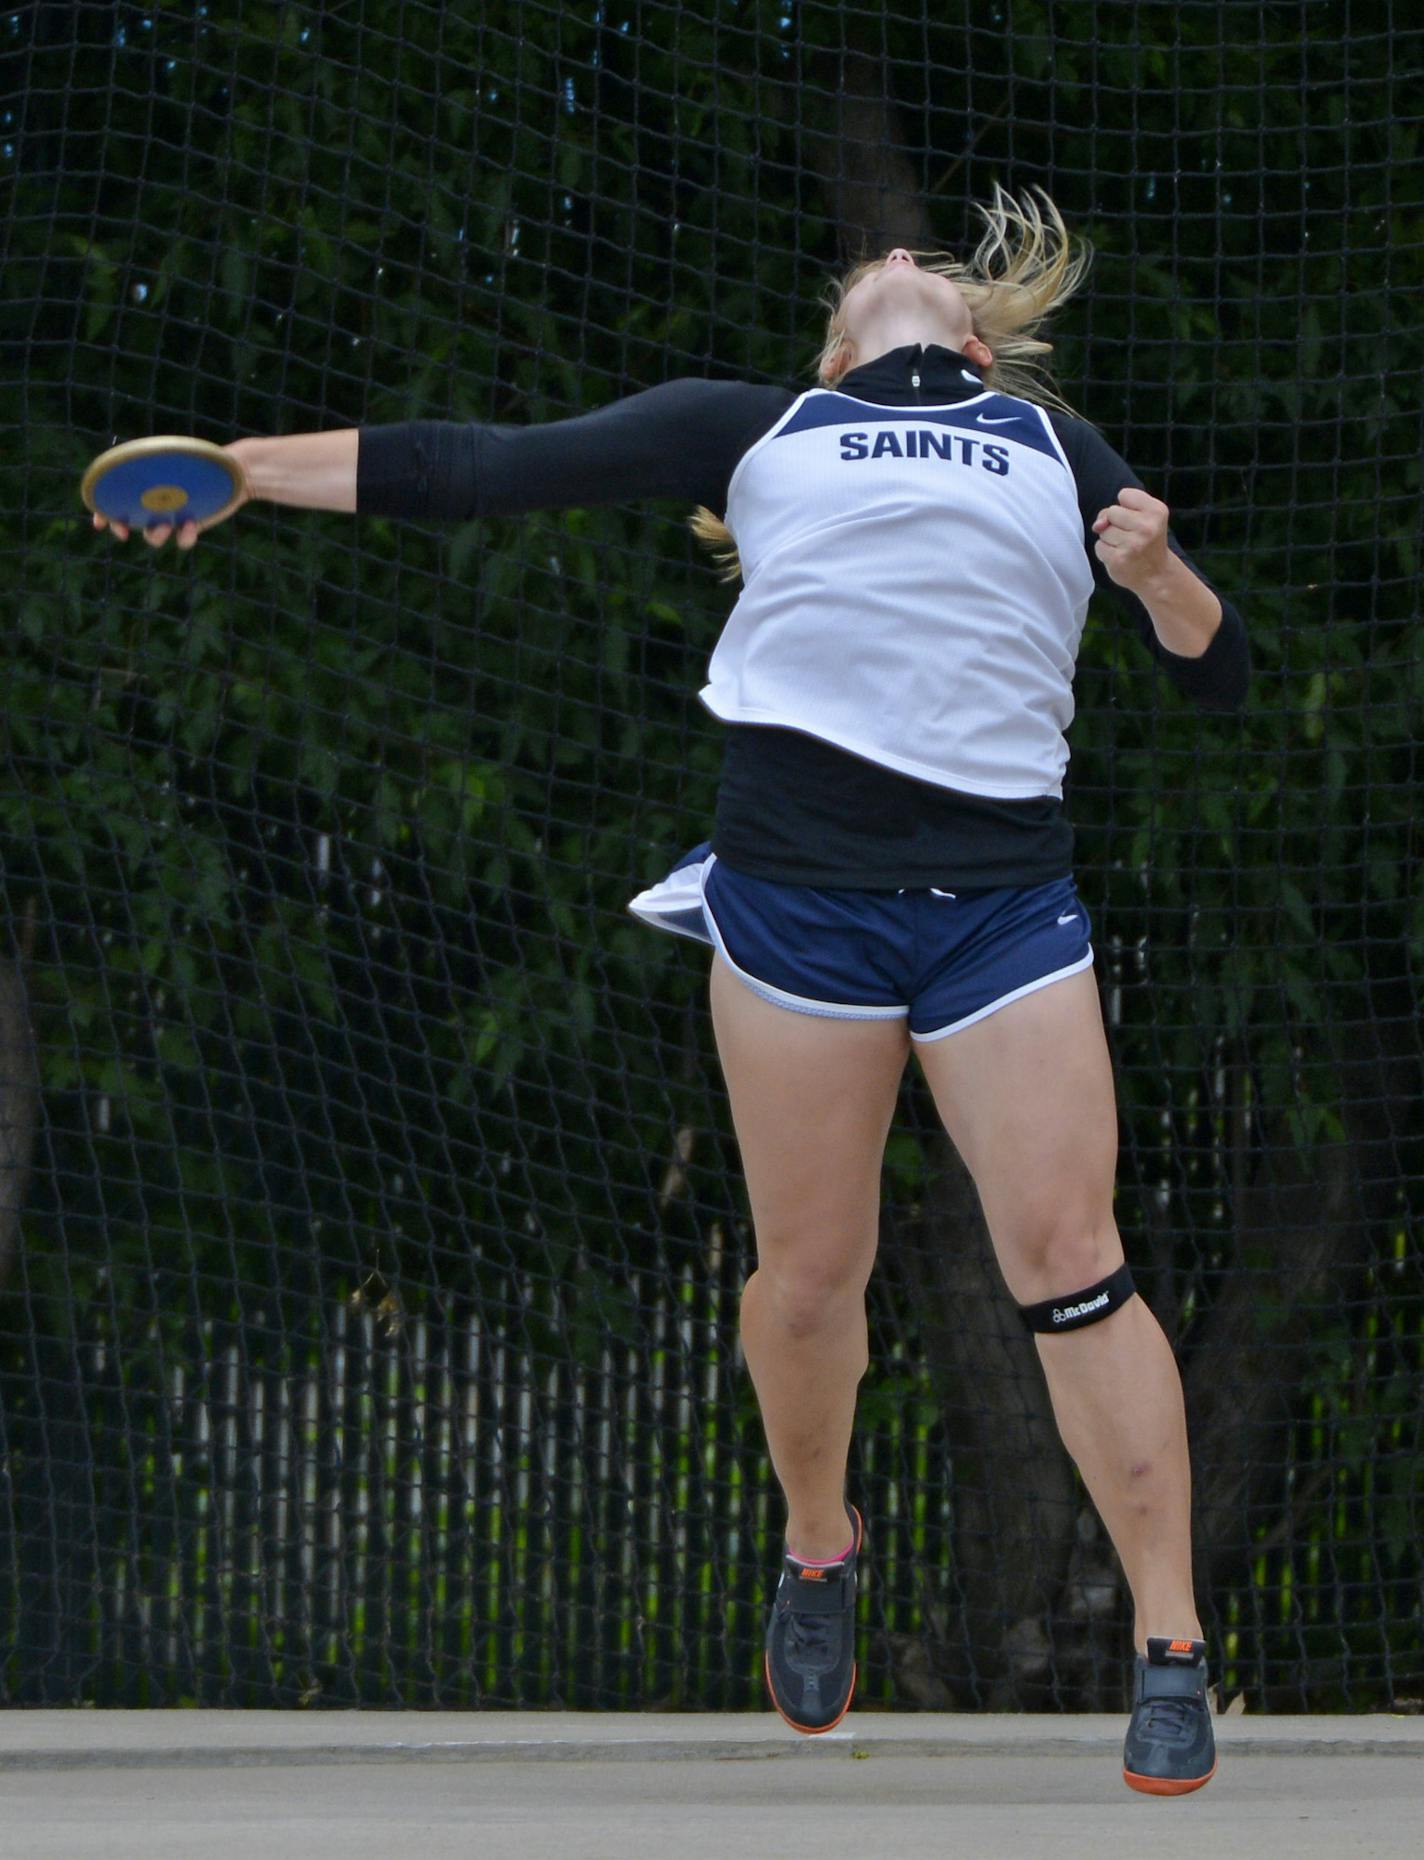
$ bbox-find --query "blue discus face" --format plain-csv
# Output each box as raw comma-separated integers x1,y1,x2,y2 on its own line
89,449,240,527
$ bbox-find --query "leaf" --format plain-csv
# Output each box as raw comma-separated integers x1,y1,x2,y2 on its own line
83,255,118,343
1280,962,1323,1023
448,521,485,585
1277,880,1318,942
220,238,251,309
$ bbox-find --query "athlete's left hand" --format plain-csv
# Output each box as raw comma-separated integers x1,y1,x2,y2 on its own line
1092,486,1171,592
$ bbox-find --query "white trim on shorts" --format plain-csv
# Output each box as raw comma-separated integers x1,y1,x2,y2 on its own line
699,854,910,1024
910,947,1095,1044
626,859,710,943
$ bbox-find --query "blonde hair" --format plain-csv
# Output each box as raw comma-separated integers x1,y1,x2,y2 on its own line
690,185,1091,583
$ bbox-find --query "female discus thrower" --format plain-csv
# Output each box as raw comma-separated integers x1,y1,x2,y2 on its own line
95,188,1246,1794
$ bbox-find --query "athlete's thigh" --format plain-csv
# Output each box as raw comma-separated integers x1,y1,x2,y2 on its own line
709,954,910,1283
912,965,1120,1293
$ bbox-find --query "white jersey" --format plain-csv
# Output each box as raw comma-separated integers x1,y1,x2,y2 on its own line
701,385,1096,800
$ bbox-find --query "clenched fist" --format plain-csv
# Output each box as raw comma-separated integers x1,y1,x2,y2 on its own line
1091,485,1171,593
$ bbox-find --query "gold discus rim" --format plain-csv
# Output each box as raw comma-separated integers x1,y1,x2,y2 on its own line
80,434,249,531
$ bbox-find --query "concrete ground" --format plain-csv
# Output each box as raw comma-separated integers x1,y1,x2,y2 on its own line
0,1711,1418,1860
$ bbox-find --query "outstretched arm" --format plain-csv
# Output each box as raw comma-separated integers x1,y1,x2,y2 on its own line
93,379,791,552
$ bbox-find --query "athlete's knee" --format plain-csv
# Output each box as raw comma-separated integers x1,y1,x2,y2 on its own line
1006,1215,1123,1309
748,1256,871,1340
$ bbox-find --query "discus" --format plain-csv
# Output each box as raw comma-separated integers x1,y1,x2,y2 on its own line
80,435,247,532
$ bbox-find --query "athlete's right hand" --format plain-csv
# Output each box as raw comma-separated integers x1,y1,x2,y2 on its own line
91,509,201,550
90,440,254,552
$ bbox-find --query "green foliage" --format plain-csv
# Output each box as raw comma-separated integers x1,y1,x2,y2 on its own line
1,0,1420,1707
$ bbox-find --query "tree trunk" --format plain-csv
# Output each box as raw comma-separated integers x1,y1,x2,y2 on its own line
795,46,931,262
880,1130,1087,1708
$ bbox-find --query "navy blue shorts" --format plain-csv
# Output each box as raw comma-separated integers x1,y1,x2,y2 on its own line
628,844,1094,1042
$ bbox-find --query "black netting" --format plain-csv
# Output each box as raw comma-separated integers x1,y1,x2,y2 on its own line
1,1,1420,1710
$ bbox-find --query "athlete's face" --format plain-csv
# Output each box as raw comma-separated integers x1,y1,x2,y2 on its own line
830,250,993,380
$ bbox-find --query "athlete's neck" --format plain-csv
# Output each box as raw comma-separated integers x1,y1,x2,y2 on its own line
841,340,974,377
841,329,971,374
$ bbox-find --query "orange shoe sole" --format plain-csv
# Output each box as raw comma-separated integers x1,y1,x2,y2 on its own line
1123,1756,1219,1796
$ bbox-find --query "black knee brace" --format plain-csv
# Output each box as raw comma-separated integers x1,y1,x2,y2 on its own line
1018,1261,1136,1335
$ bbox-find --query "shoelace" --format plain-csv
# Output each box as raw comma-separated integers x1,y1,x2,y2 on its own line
1140,1693,1201,1739
785,1608,836,1666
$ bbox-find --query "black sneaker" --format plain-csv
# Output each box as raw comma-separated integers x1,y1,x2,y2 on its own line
764,1502,864,1734
1123,1636,1218,1795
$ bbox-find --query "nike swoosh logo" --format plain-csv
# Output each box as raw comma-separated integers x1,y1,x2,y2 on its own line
975,413,1020,426
1057,913,1077,925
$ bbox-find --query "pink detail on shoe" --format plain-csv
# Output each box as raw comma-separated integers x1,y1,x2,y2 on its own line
789,1535,855,1568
